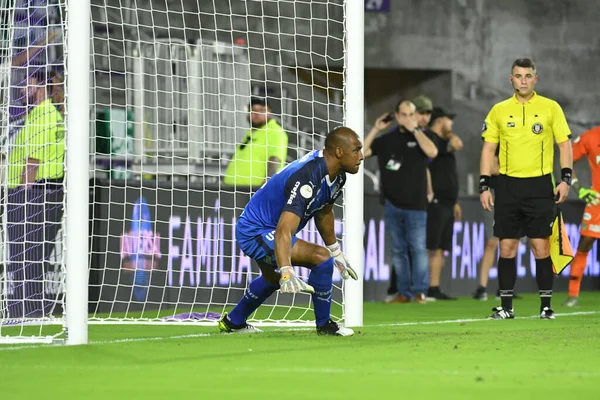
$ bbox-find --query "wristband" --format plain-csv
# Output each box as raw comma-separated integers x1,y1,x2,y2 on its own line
561,168,573,186
279,266,294,277
327,242,341,253
478,175,491,194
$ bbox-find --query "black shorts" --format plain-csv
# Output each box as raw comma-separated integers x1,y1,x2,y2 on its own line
493,174,556,239
426,201,454,251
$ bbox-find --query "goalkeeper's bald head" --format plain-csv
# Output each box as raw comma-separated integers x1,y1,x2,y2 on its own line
325,126,358,151
324,126,363,174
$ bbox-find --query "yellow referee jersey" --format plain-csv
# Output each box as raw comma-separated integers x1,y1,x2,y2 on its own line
482,92,571,178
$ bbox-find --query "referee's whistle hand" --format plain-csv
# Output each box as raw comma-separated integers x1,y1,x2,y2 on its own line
480,191,494,212
554,182,570,204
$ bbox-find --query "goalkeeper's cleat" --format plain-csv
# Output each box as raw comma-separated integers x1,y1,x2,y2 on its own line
540,307,556,320
278,266,314,294
487,306,515,320
218,313,262,334
563,296,579,307
317,319,354,336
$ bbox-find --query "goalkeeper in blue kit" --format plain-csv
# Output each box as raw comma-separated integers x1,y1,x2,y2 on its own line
219,127,363,336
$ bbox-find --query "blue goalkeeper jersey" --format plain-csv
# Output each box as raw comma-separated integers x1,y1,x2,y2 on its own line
237,149,346,237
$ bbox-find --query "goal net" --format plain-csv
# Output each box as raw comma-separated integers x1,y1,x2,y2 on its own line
0,0,66,344
1,0,353,343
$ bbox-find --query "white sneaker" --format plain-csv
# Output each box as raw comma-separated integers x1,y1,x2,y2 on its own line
384,293,398,303
317,319,355,336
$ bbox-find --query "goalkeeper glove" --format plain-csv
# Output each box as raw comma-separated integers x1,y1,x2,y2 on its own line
578,187,600,205
278,266,314,294
327,242,358,280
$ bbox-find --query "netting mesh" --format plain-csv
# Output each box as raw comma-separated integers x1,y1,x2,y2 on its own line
88,0,346,326
0,0,347,343
0,0,66,342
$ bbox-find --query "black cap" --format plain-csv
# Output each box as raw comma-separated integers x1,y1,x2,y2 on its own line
430,107,456,123
250,96,267,107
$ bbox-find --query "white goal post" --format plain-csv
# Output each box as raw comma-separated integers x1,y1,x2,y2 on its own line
0,0,364,345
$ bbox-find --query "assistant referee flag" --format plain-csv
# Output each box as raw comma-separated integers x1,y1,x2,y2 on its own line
550,210,574,275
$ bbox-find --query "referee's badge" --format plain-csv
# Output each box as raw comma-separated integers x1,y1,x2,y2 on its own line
481,122,487,133
532,122,544,134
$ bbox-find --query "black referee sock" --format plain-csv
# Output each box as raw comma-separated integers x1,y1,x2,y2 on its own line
498,257,517,310
535,257,554,310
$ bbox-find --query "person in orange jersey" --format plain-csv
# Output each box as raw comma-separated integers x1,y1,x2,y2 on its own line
564,127,600,307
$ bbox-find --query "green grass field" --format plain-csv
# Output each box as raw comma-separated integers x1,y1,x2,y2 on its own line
1,291,599,399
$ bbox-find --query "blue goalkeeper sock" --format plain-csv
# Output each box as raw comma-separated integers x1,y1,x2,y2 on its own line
227,276,279,326
309,257,334,328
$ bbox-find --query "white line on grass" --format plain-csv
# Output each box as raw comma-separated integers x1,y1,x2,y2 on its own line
370,310,600,327
0,333,212,352
232,366,600,378
0,310,598,352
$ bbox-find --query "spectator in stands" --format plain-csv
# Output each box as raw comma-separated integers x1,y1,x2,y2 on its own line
48,68,64,116
385,95,434,302
9,6,60,136
413,95,435,203
364,99,438,304
0,28,57,139
5,67,65,318
224,97,288,190
413,95,433,130
425,107,463,300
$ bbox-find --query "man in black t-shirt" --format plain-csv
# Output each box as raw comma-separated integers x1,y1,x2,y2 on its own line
364,99,438,303
384,95,435,301
425,107,463,300
413,95,436,203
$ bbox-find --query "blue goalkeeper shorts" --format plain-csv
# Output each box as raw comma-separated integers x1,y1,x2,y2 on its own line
236,220,298,267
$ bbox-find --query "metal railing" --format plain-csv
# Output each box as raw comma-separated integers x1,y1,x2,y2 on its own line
131,39,252,163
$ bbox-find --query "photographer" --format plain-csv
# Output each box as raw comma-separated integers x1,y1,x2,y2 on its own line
364,99,438,303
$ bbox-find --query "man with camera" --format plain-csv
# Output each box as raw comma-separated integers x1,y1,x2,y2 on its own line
364,99,438,303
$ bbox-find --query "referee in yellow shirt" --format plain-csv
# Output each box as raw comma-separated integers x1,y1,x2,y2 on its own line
479,58,572,320
5,68,65,318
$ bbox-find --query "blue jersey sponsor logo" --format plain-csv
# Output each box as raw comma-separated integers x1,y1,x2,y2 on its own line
238,150,346,237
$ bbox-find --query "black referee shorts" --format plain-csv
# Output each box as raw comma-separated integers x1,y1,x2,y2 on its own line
493,174,556,239
427,201,454,251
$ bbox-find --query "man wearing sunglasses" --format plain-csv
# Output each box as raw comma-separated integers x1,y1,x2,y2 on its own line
224,97,288,189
